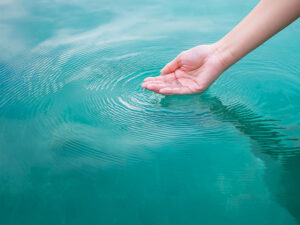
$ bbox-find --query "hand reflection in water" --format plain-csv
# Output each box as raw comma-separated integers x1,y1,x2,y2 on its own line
161,93,300,223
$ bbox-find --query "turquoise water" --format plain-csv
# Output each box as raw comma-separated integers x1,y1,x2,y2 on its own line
0,0,300,224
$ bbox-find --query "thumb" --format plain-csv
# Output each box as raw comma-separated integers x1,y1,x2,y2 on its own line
160,54,182,75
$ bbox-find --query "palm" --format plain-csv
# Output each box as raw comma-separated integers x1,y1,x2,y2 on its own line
142,45,225,95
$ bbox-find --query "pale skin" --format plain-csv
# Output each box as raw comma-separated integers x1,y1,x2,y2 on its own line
142,0,300,95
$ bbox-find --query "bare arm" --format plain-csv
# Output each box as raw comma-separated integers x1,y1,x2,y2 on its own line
142,0,300,95
215,0,300,68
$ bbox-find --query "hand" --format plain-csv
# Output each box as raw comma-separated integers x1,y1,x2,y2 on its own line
142,0,300,95
142,44,227,95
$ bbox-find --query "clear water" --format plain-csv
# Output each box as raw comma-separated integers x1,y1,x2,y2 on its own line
0,0,300,224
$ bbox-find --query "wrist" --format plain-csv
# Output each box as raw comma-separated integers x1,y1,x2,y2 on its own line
211,40,237,70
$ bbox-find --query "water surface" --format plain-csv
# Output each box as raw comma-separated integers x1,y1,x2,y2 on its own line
1,0,300,224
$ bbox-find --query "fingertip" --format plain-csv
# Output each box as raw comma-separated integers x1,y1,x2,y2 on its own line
161,55,182,75
160,68,168,75
161,65,172,75
141,83,147,88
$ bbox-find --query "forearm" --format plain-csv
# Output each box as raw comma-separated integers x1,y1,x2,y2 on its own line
214,0,300,68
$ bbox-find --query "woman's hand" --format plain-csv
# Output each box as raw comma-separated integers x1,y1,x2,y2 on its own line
142,45,227,95
142,0,300,95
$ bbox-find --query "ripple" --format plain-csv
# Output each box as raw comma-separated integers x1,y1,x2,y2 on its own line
212,55,300,119
1,31,299,166
82,63,240,147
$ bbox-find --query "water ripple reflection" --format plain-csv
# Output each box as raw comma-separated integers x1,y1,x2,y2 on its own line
0,2,300,223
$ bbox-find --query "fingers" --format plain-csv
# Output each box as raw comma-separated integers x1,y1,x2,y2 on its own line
142,80,192,95
160,54,182,75
142,73,186,94
142,82,168,92
142,80,163,88
143,74,175,83
158,87,192,95
143,76,163,82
